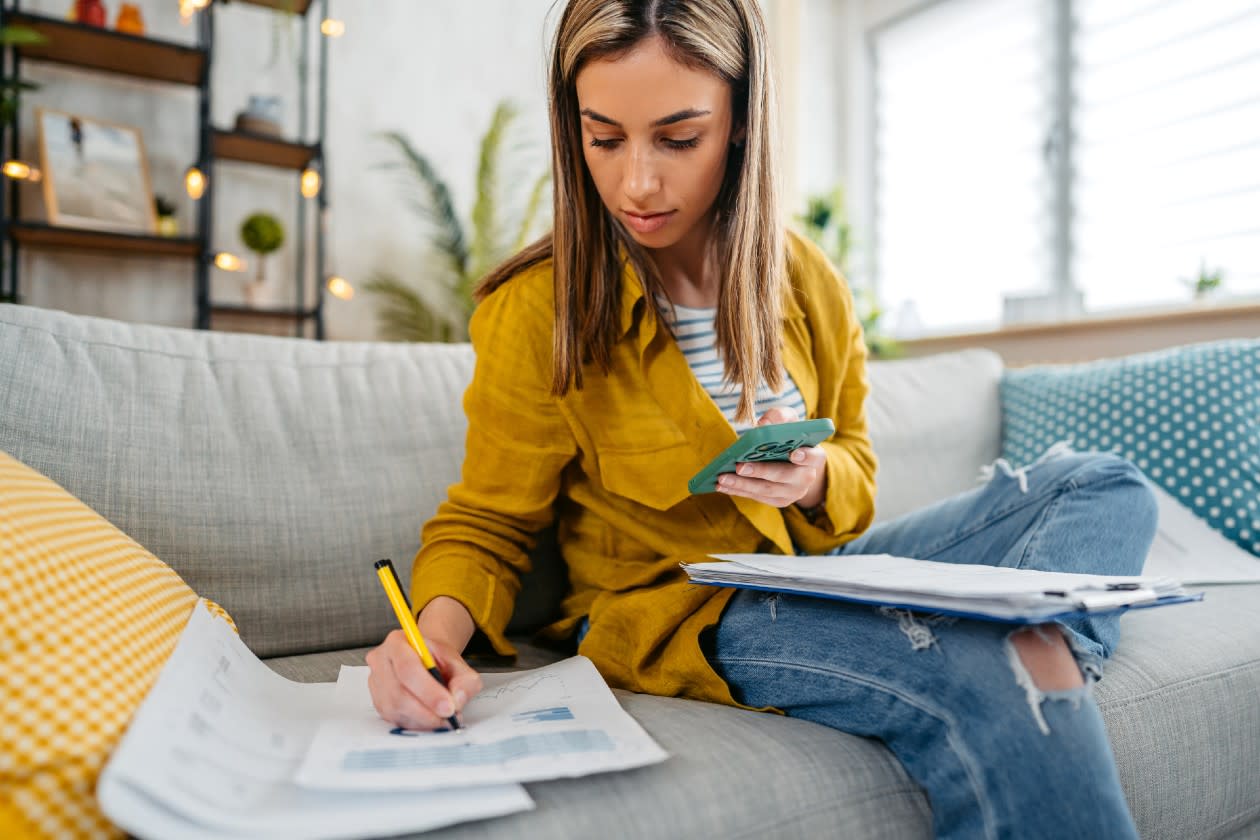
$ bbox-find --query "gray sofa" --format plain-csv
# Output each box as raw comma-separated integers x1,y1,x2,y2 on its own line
1,301,1257,839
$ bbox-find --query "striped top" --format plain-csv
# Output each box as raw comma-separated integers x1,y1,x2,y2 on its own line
660,300,807,431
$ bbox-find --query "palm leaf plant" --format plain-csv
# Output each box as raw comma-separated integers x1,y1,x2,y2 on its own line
795,185,899,359
366,101,551,341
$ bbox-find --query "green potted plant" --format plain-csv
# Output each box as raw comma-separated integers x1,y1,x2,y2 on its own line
1182,260,1223,301
239,212,285,305
795,186,899,358
365,100,551,341
154,195,178,237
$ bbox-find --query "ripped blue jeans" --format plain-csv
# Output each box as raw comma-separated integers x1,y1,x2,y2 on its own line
705,448,1158,840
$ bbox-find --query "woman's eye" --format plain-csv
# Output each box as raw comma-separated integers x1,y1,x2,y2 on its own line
664,137,700,150
589,137,621,149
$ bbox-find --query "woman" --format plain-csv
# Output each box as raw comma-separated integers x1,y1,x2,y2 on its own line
365,2,1158,837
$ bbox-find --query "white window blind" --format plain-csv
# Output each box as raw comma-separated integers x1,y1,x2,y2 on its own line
1073,0,1260,310
873,0,1051,336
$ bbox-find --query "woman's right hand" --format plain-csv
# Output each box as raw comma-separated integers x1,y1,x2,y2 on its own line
364,596,483,730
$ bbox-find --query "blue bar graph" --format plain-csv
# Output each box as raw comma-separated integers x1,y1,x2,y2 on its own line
511,706,575,723
342,729,615,771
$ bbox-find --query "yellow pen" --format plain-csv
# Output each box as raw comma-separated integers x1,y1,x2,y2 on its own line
373,558,462,731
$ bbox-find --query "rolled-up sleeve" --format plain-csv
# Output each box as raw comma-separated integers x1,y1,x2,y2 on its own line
409,277,576,656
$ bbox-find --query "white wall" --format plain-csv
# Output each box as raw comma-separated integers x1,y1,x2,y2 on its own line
14,0,907,340
14,0,556,340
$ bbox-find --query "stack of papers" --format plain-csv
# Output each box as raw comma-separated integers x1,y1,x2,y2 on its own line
297,660,668,792
682,553,1202,623
99,602,667,840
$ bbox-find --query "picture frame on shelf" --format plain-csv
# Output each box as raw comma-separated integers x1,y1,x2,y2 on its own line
36,108,157,234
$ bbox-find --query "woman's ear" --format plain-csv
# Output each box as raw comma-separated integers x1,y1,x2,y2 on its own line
732,123,747,148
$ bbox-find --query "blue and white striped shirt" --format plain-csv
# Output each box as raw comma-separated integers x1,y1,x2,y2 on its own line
660,300,807,432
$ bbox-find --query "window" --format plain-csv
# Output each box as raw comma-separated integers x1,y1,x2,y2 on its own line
871,0,1260,336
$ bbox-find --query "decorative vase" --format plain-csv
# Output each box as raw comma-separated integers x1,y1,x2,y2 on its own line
74,0,107,28
235,95,284,137
242,257,266,306
115,3,145,35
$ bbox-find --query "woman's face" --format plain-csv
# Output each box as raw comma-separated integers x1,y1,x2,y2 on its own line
575,35,739,253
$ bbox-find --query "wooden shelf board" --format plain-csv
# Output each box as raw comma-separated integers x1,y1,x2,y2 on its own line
225,0,315,15
8,223,202,258
10,13,206,87
212,129,319,170
210,304,318,320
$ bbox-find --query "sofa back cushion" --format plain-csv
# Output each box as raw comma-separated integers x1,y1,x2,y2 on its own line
0,304,475,658
0,304,1002,657
867,348,1004,523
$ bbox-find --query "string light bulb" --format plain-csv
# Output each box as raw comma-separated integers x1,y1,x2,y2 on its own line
184,166,206,200
326,275,353,300
320,18,345,37
179,0,209,23
213,252,247,272
300,167,321,199
2,160,41,181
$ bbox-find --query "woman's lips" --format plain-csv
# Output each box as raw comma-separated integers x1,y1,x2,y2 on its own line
623,210,675,234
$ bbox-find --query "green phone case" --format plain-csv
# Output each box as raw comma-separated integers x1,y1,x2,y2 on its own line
688,417,836,495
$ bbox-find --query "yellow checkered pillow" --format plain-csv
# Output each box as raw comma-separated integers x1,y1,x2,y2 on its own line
0,451,234,839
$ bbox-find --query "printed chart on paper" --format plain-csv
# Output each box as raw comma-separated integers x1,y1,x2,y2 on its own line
296,656,667,791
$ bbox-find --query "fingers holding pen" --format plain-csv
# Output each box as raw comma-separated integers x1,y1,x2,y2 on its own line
367,629,477,730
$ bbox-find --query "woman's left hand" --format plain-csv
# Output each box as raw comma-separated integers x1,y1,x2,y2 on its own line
716,407,828,509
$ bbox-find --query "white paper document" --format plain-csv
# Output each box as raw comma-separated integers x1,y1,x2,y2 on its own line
296,656,668,792
1143,484,1260,584
682,553,1201,622
98,601,533,840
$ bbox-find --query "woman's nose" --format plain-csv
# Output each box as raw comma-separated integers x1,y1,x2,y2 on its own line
623,145,661,203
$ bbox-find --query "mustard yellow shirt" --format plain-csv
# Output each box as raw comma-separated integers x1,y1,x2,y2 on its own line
410,230,877,708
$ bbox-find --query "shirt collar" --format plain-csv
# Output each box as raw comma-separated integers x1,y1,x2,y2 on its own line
617,254,806,341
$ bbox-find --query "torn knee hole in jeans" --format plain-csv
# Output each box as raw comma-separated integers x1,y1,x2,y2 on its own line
879,607,955,651
1004,629,1093,736
977,439,1075,494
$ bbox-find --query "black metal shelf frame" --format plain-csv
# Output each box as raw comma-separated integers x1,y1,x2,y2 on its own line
0,0,330,338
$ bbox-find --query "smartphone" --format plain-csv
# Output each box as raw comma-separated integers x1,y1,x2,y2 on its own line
688,417,836,495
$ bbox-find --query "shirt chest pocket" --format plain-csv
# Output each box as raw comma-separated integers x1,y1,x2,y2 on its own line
595,441,698,512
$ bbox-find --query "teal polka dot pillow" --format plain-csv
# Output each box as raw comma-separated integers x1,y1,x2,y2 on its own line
1001,339,1260,556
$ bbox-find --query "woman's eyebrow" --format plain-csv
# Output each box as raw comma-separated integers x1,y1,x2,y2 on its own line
579,107,712,128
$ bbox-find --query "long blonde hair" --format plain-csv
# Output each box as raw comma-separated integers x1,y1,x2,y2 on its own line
476,0,785,423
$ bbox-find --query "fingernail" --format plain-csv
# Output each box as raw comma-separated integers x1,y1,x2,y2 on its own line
738,465,751,476
437,700,454,718
792,450,804,462
453,689,467,709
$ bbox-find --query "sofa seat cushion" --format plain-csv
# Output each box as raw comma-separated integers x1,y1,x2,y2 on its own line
265,586,1260,840
1096,584,1260,840
264,642,932,840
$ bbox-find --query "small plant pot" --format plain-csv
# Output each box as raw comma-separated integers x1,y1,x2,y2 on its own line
242,257,267,306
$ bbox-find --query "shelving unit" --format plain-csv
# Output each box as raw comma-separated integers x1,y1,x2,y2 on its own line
0,0,330,339
9,221,202,257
